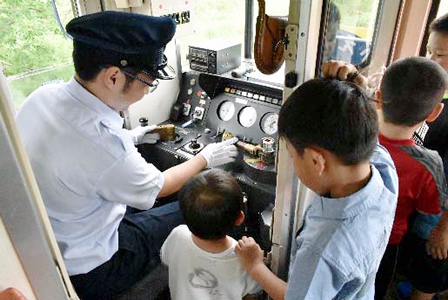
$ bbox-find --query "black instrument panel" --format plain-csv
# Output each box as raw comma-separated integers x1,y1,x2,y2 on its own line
206,92,281,144
138,71,283,250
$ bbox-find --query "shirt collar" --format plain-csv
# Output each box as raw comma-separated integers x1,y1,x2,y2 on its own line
379,134,415,146
65,77,123,130
307,165,383,220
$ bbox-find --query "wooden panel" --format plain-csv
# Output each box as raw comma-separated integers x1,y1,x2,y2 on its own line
393,0,432,60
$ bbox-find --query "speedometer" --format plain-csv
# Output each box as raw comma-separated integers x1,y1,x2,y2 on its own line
217,101,235,121
260,112,278,135
238,106,257,128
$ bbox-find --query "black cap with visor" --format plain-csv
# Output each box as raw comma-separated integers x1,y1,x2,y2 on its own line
66,11,176,80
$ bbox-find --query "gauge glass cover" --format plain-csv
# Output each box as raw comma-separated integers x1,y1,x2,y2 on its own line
218,101,235,121
238,106,257,128
260,113,279,135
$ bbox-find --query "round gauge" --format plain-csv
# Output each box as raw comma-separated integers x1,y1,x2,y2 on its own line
238,106,258,128
217,101,235,121
260,112,279,135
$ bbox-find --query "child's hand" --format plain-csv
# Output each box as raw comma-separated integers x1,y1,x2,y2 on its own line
321,60,367,89
426,221,448,260
235,236,264,274
0,288,27,300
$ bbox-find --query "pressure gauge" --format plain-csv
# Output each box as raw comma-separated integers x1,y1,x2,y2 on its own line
260,112,279,135
217,101,235,121
238,106,257,128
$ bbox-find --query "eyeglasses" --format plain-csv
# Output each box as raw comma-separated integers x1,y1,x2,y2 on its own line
122,70,159,93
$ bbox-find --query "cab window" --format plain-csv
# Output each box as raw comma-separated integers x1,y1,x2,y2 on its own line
176,0,289,85
1,0,74,109
320,0,383,68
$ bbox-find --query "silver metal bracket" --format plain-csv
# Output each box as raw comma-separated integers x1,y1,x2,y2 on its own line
284,24,299,61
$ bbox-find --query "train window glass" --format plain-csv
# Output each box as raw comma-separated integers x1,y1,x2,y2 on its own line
247,0,289,85
321,0,382,68
1,0,74,109
437,2,448,18
177,0,246,67
177,0,289,85
265,0,289,16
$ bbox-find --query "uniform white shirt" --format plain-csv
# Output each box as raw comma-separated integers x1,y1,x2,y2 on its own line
16,77,164,275
161,225,261,300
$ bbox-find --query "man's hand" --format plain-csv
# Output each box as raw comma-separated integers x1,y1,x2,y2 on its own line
199,137,238,168
128,125,160,145
235,236,264,274
426,218,448,260
321,60,368,89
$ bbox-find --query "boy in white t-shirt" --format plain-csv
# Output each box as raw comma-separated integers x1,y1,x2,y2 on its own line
161,169,261,300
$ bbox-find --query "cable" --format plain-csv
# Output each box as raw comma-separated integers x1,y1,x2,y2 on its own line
50,0,73,40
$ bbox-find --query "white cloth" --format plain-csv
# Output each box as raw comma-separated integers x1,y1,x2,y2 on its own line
161,225,261,300
16,77,164,275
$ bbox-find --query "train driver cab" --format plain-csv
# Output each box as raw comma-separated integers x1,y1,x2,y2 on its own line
1,0,447,298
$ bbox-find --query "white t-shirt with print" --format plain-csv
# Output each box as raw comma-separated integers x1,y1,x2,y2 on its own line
161,225,261,300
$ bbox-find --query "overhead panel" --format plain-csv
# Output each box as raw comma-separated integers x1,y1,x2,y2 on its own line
131,0,195,38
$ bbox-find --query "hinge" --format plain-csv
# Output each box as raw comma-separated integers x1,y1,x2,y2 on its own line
284,24,299,61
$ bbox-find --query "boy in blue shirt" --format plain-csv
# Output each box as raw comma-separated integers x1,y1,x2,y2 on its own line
236,77,398,299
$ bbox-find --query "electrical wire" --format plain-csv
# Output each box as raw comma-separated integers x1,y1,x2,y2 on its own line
50,0,73,40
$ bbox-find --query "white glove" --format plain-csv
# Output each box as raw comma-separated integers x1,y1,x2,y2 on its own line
128,125,160,145
199,137,239,168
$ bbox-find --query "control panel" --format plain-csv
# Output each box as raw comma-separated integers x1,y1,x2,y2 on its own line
206,85,282,144
130,0,195,37
161,10,191,25
138,72,283,249
188,40,241,74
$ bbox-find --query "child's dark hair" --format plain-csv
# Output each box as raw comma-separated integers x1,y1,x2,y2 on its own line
179,169,243,240
430,13,448,35
278,78,378,165
381,57,448,126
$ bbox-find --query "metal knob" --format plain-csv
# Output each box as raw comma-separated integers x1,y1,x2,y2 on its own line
139,117,149,127
262,137,275,152
190,139,201,149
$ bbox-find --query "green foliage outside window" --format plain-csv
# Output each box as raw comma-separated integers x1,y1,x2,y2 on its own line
1,0,74,108
334,0,379,39
0,0,73,76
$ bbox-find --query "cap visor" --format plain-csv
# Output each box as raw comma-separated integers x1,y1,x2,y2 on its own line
144,64,176,80
157,64,176,80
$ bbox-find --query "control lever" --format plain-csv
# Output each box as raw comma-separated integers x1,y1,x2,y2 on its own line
189,139,201,150
138,117,176,142
236,140,263,156
211,126,223,139
223,131,276,164
147,124,176,141
181,118,195,128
